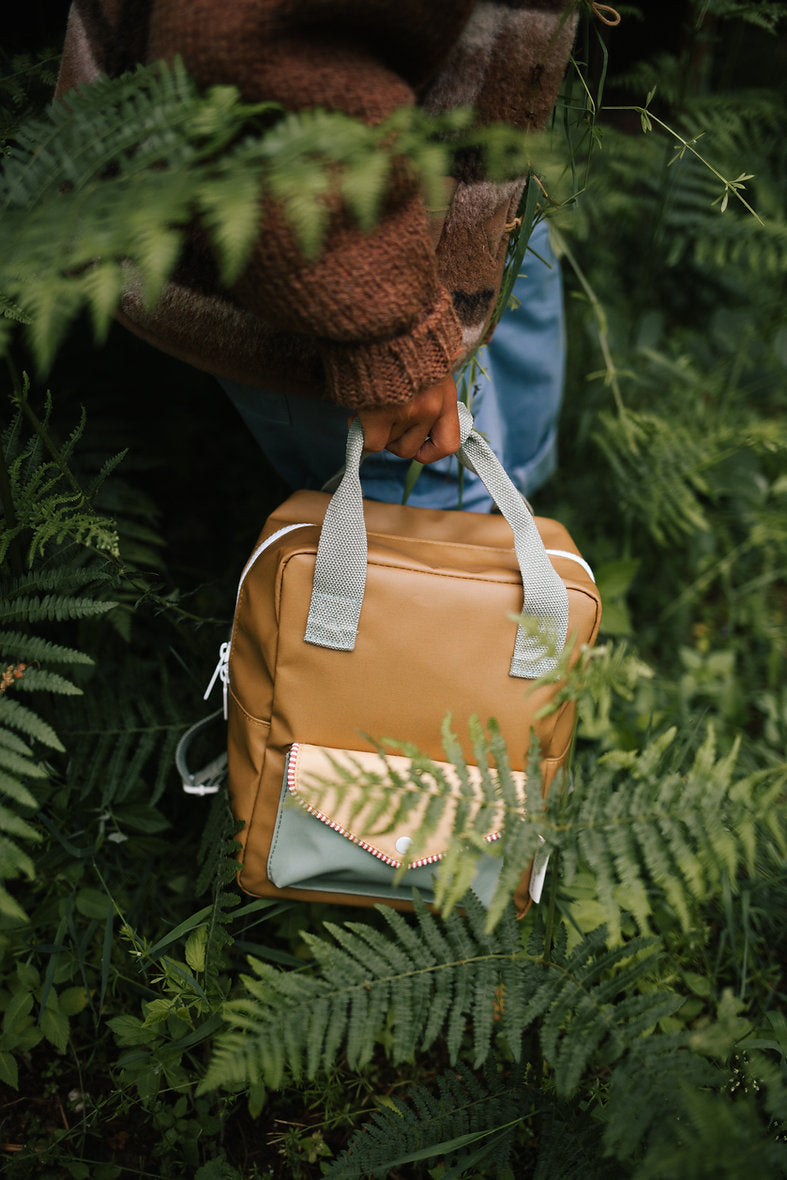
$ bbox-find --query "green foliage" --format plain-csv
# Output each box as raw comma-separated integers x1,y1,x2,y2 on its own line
324,1065,532,1178
205,891,786,1176
0,48,60,155
688,0,787,31
202,896,670,1091
0,56,541,376
0,573,112,920
1,381,121,565
0,386,123,928
0,6,785,1177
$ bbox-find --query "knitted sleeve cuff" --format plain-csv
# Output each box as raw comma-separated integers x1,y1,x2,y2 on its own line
320,287,463,409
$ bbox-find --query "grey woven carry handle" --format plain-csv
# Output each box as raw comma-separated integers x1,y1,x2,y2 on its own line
305,401,569,677
304,412,368,651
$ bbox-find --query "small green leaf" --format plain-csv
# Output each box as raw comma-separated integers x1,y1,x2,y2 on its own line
111,803,169,834
59,987,89,1017
76,887,113,920
108,1015,152,1047
39,995,69,1053
0,1049,19,1088
185,924,208,974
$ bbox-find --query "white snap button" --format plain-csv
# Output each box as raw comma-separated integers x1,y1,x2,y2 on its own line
395,836,413,855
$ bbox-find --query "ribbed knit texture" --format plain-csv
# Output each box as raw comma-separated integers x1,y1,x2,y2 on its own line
57,1,577,409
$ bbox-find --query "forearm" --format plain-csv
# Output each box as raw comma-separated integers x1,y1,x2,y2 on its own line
147,0,464,399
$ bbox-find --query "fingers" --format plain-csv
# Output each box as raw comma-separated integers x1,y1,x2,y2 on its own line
414,386,462,463
355,373,461,464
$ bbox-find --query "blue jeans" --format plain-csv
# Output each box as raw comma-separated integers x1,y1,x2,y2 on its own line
222,221,564,512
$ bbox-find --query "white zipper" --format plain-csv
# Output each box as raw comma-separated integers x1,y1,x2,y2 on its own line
203,640,231,717
203,522,312,717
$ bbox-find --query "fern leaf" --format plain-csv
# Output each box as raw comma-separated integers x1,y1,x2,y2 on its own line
2,57,534,370
0,293,29,323
195,791,243,898
203,896,680,1098
531,1096,607,1180
197,168,264,284
304,718,542,929
77,261,127,342
0,739,46,780
560,724,786,940
0,802,39,842
593,408,712,544
11,668,83,696
0,826,37,872
0,727,31,754
0,880,33,922
638,1077,787,1179
0,698,63,751
0,630,94,666
57,670,187,808
339,150,390,232
0,768,38,810
602,1029,721,1163
0,594,117,623
326,1066,529,1179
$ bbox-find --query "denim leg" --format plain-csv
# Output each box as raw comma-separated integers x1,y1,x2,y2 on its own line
466,219,565,502
218,385,350,491
220,220,565,511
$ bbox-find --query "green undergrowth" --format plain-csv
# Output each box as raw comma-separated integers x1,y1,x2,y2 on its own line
0,4,785,1177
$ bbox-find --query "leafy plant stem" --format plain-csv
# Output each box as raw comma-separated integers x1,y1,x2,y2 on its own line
543,849,560,963
553,229,631,432
603,103,764,222
13,381,88,501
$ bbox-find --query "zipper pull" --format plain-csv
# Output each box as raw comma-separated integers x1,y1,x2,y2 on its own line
204,640,230,719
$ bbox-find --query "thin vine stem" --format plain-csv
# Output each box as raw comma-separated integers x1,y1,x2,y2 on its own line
604,102,764,223
551,226,633,438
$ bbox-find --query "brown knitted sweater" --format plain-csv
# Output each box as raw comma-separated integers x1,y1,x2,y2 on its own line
57,1,577,409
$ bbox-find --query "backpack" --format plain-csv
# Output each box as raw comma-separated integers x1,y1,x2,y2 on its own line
186,402,602,915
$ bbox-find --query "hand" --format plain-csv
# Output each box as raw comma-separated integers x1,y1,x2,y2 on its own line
355,373,461,464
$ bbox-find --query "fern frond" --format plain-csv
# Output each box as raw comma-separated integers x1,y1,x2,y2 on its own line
326,1065,529,1179
0,50,60,155
531,1096,608,1180
202,896,678,1098
1,59,268,366
0,553,119,621
1,58,538,370
195,790,242,898
561,725,787,942
9,668,83,696
0,847,37,919
0,593,117,624
0,630,94,666
0,721,43,921
0,802,39,843
0,736,46,782
600,1027,720,1164
593,408,712,544
0,293,29,323
0,766,38,810
1,391,122,564
57,664,192,808
598,993,787,1176
296,704,784,948
0,697,63,752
